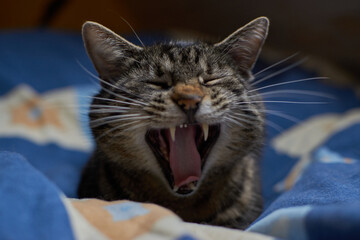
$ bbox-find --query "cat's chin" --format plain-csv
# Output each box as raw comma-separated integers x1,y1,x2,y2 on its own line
145,123,220,195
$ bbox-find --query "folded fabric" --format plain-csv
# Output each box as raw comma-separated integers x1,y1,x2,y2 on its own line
0,151,273,240
1,29,360,240
249,122,360,240
0,151,74,240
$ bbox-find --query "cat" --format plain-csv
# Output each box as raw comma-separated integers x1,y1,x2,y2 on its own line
78,17,269,229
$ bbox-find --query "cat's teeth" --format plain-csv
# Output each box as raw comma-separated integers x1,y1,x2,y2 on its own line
189,182,196,190
170,127,176,142
184,124,188,128
173,186,179,192
180,124,183,128
202,123,209,141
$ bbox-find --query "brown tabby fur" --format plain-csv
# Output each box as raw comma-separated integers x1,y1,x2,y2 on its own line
78,17,269,229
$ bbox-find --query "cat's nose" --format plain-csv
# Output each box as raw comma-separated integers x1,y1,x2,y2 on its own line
171,83,204,122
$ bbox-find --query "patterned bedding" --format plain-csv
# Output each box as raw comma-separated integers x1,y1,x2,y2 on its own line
0,30,359,240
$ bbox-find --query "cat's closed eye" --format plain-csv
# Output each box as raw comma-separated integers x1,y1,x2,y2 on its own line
199,76,228,86
145,79,172,90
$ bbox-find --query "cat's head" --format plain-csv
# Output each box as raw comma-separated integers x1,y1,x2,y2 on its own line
83,17,268,196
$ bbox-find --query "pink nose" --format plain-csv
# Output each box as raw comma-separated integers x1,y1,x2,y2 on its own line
171,83,204,111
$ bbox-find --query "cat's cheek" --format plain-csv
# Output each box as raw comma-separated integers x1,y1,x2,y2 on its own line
196,96,213,120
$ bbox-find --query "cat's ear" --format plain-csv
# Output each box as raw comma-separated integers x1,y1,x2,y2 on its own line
215,17,269,74
82,21,142,78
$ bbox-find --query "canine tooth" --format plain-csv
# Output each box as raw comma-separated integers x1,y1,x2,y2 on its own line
202,123,209,141
189,182,196,190
173,186,179,192
180,124,183,128
184,124,188,128
170,127,176,142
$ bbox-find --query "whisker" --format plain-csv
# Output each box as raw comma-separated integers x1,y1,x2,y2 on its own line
88,109,129,114
120,122,149,133
237,100,329,105
91,104,131,110
223,116,245,127
101,87,147,107
110,77,150,104
265,120,284,132
248,89,335,100
234,108,285,132
229,114,259,126
91,115,152,128
250,57,308,86
248,77,329,93
91,113,142,123
79,95,137,107
263,110,300,123
235,107,298,122
77,61,148,106
252,52,299,78
93,91,145,107
214,42,234,64
119,16,145,47
95,120,142,140
232,112,261,122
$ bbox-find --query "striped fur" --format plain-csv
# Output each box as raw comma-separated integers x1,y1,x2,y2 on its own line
78,17,269,229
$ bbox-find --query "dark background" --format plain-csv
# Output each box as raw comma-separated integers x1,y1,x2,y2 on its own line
1,0,360,82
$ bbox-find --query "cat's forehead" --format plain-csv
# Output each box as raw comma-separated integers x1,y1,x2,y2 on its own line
140,42,229,79
146,42,213,62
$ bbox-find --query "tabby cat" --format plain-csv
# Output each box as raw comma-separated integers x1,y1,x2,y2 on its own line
78,17,269,229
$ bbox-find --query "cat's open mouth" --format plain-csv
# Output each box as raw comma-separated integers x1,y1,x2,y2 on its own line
145,124,220,195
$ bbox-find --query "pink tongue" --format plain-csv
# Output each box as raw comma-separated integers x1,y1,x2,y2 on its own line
167,126,201,188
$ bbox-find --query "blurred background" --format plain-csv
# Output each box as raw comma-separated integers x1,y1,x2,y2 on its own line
1,0,360,84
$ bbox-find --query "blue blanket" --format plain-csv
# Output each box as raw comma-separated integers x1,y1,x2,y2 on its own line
0,30,360,240
0,152,74,240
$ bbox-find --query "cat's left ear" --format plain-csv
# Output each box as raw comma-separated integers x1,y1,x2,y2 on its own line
215,17,269,74
82,21,143,79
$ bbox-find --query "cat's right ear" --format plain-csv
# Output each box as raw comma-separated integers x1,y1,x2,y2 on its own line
214,17,269,77
82,21,142,79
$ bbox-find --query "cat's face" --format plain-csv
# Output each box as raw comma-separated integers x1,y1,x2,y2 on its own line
83,18,268,196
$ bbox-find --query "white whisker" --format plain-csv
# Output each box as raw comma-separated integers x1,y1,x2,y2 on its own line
121,122,149,133
248,77,329,93
214,43,233,64
252,52,299,78
79,95,137,107
223,116,245,127
265,120,284,132
232,112,260,121
101,87,147,107
88,109,129,114
248,89,335,100
233,108,284,132
91,104,130,110
77,61,148,106
92,96,135,106
91,115,152,128
96,120,142,140
251,57,307,86
237,100,329,105
91,114,146,123
91,113,141,123
229,113,258,125
119,16,145,47
263,110,300,123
